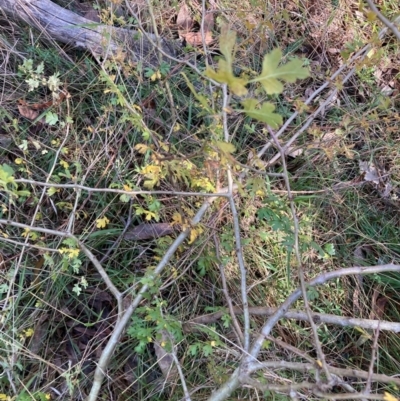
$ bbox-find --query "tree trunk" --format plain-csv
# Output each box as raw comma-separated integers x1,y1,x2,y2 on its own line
0,0,178,67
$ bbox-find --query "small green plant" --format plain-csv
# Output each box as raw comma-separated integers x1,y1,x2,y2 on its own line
127,299,183,353
0,164,30,202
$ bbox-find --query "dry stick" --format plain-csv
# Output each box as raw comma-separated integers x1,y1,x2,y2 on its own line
363,323,381,398
312,392,387,400
243,377,388,400
206,264,400,401
213,234,244,346
171,350,192,401
365,0,400,41
185,306,400,333
0,237,59,253
14,179,230,198
246,360,400,387
222,83,250,351
86,194,220,401
267,126,332,384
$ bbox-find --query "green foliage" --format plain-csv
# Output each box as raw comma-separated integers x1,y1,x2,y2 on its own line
0,164,30,201
205,26,309,128
250,49,310,94
127,299,183,353
241,99,282,128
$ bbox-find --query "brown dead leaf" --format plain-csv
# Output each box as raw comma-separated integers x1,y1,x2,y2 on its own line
183,30,213,46
176,3,193,32
18,104,39,121
176,4,214,46
369,287,388,321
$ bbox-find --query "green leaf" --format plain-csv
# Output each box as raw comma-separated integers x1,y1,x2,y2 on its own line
204,27,248,96
205,61,248,96
45,111,59,125
251,48,309,94
241,98,283,128
0,163,14,177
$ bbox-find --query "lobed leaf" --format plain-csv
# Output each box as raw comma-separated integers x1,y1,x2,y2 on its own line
252,48,309,94
241,98,283,128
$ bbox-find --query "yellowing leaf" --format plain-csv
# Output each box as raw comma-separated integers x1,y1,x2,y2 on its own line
15,158,24,165
96,216,110,229
188,226,203,244
204,27,248,96
214,141,236,154
172,212,182,225
143,177,159,189
59,247,80,259
47,187,58,196
241,98,283,128
141,165,161,175
251,48,309,94
60,160,69,169
135,143,150,154
21,228,30,238
206,61,248,96
144,211,157,221
150,70,161,81
24,328,34,337
384,392,398,401
0,394,9,400
219,26,236,67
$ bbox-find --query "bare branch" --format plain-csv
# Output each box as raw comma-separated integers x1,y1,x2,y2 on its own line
184,306,400,333
246,361,400,386
214,234,244,346
222,83,250,351
0,219,123,313
15,179,230,198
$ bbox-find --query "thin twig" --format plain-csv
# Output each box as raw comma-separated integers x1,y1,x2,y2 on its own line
0,219,123,315
171,350,191,401
222,83,250,352
364,322,381,397
14,178,230,198
213,234,244,346
267,126,332,384
246,360,400,386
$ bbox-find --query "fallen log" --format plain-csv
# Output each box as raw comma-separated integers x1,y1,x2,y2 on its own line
0,0,178,67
